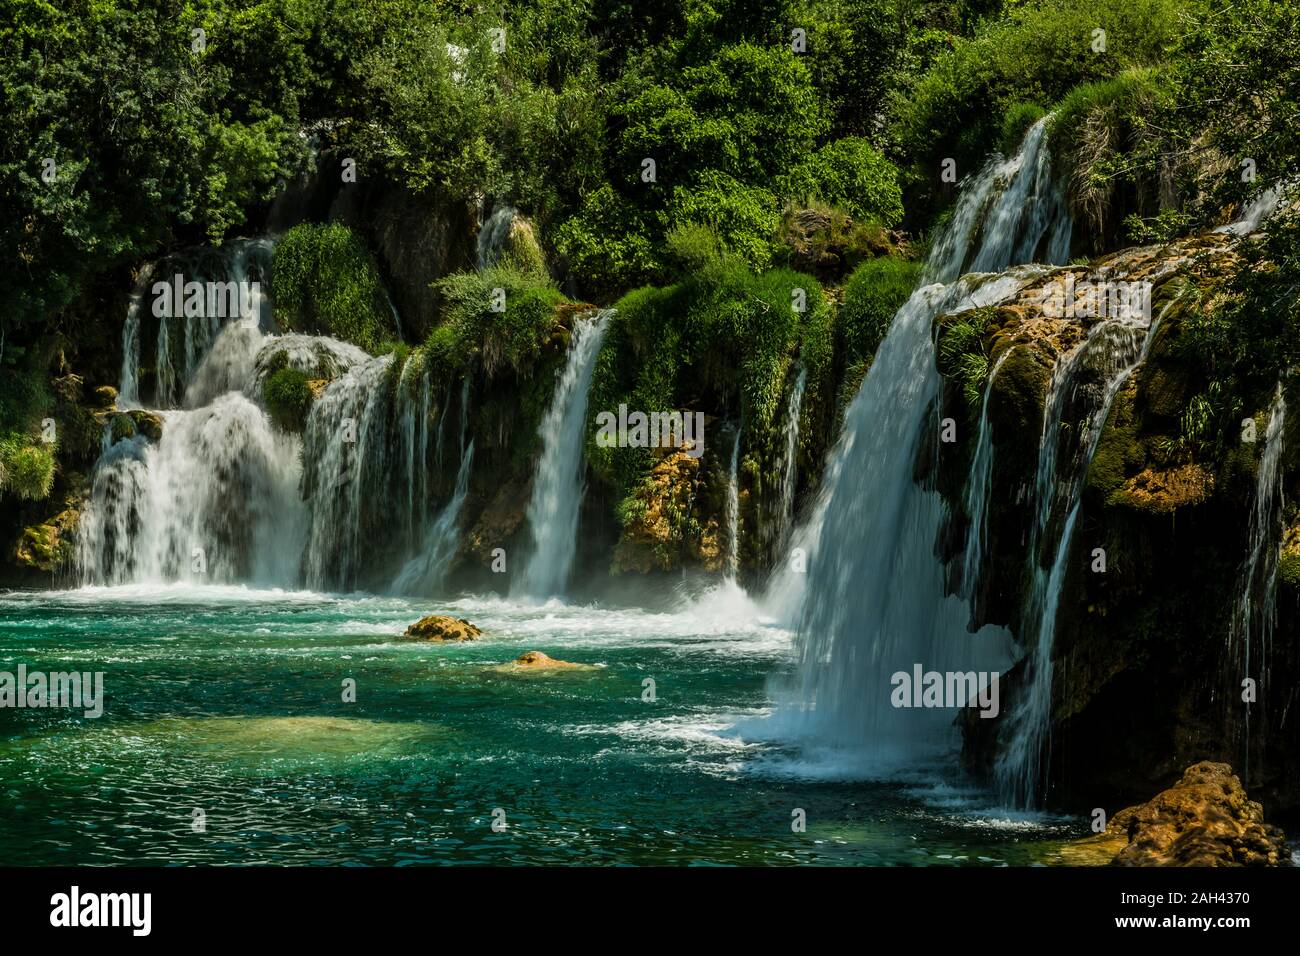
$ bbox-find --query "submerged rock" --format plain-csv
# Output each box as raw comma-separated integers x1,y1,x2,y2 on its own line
494,650,595,672
1101,762,1289,866
402,615,482,642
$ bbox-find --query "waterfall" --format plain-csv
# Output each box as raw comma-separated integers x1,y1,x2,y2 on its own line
777,367,807,545
762,116,1072,769
395,356,434,551
724,425,743,577
76,393,306,586
81,254,369,588
391,378,473,595
995,299,1172,806
127,238,276,409
117,263,156,408
1215,182,1289,237
1227,385,1286,783
476,205,517,272
959,348,1013,598
300,355,395,591
513,310,611,599
392,440,475,595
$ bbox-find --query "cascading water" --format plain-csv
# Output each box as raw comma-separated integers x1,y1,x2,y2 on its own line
776,366,807,546
79,263,372,588
391,378,474,595
148,239,275,409
117,263,156,409
724,425,743,578
76,394,306,586
995,296,1174,806
1226,385,1286,784
959,348,1013,599
300,354,395,591
759,116,1072,770
477,205,517,271
513,310,611,599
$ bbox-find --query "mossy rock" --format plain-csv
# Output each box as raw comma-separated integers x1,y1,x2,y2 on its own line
128,409,163,441
14,506,80,572
263,367,313,432
110,413,136,443
91,385,118,409
1087,385,1146,502
1111,463,1215,514
401,615,482,642
1140,361,1191,422
988,344,1052,438
500,216,547,277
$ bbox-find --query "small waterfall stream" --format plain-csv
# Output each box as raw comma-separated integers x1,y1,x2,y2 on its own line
392,379,474,595
1227,385,1287,784
995,299,1173,805
513,310,612,599
959,348,1013,599
777,367,807,545
724,425,743,578
117,263,156,409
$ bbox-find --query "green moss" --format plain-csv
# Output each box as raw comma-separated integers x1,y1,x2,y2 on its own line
110,413,136,443
272,223,396,353
1279,549,1300,589
1087,389,1146,501
263,367,312,432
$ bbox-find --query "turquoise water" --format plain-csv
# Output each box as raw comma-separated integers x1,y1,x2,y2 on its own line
0,584,1082,865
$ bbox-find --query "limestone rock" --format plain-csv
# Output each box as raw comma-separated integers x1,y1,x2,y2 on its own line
14,505,82,573
494,650,595,672
128,409,164,442
92,385,118,409
402,615,482,642
1109,762,1289,866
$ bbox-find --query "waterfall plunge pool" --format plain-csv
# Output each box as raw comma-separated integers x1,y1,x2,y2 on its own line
0,584,1083,865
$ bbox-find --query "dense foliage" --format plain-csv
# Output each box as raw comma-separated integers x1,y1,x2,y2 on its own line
3,0,1299,529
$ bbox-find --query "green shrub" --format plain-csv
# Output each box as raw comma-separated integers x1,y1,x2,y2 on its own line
263,367,312,432
789,138,904,226
999,102,1048,156
272,223,396,353
433,267,567,378
555,184,661,300
0,434,56,501
1048,67,1174,239
890,0,1194,204
839,257,920,365
663,171,780,273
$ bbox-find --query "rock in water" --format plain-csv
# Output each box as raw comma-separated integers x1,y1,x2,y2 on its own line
1110,762,1289,866
515,650,581,669
401,615,482,642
